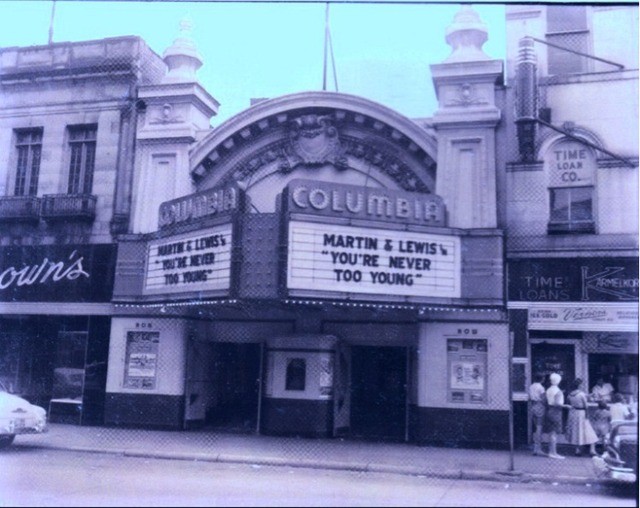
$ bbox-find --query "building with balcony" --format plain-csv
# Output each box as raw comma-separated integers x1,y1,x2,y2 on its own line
0,36,166,424
503,4,638,446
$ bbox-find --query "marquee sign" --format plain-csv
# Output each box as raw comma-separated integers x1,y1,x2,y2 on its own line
284,179,446,227
158,184,242,229
144,224,233,295
286,221,461,299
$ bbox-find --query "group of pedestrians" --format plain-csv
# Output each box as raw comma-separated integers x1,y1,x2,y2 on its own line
528,373,635,460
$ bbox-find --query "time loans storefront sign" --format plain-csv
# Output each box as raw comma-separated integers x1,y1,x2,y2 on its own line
287,221,461,299
144,224,232,295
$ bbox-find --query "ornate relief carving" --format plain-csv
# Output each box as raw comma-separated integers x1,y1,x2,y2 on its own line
343,137,429,192
149,103,183,124
211,113,433,193
280,114,348,172
446,83,486,107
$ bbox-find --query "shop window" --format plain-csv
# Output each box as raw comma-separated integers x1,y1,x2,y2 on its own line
14,128,43,196
67,125,97,194
548,186,595,233
52,332,87,400
285,358,306,391
546,5,589,75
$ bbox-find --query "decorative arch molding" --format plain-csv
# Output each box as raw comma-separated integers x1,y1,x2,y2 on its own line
536,124,605,161
189,91,438,193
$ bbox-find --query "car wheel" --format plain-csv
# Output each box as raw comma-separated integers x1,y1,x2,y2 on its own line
0,435,16,449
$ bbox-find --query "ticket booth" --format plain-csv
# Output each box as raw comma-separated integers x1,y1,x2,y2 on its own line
261,335,338,437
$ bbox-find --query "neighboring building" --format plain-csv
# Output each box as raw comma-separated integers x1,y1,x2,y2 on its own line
503,5,638,445
0,36,166,424
106,8,510,446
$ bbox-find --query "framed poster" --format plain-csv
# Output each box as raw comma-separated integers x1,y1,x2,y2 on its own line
447,338,488,404
123,331,160,390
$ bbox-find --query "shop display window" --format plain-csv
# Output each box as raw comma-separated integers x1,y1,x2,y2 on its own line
52,332,87,401
588,353,639,403
0,332,30,396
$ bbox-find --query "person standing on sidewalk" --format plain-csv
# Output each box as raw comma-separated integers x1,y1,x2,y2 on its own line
565,378,598,456
609,393,634,423
544,372,565,459
529,373,547,456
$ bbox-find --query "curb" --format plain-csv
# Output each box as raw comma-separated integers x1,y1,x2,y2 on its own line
21,443,598,486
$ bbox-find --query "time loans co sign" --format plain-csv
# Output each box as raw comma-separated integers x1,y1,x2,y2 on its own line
285,180,461,299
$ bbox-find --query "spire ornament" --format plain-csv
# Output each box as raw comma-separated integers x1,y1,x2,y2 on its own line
443,5,491,63
162,15,204,83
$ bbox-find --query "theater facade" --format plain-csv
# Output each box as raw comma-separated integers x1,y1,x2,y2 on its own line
105,8,511,446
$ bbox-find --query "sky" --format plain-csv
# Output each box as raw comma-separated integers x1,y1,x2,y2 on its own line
0,1,507,125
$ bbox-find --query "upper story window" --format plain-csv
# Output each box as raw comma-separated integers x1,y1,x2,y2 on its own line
546,139,596,234
67,125,97,195
546,5,589,75
14,128,43,196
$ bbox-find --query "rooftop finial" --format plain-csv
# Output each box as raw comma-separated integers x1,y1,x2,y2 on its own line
443,5,490,63
162,14,204,84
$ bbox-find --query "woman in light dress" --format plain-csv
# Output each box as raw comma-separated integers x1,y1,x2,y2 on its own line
565,378,598,456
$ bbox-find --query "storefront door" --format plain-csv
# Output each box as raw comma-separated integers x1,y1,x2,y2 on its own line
350,346,407,441
530,342,576,392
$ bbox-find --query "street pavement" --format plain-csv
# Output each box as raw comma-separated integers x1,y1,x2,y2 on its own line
14,424,602,486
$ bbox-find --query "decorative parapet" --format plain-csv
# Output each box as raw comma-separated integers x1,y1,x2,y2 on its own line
0,36,165,84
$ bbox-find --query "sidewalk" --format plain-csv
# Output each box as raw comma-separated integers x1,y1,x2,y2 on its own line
16,424,600,485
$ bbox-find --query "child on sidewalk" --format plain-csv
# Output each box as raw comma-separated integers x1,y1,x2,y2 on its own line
590,400,611,454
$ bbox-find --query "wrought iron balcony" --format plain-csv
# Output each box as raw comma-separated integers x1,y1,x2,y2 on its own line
41,194,97,222
0,195,41,223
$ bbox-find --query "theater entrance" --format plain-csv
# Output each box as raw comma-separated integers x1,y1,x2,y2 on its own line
349,345,408,441
185,341,262,433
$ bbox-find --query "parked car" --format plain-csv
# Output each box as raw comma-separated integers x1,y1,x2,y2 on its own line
592,420,638,484
0,380,48,449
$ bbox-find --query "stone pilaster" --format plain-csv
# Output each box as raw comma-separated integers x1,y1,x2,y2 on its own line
431,6,503,229
131,17,219,234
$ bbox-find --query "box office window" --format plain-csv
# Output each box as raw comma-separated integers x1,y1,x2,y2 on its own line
14,128,43,196
285,358,306,391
